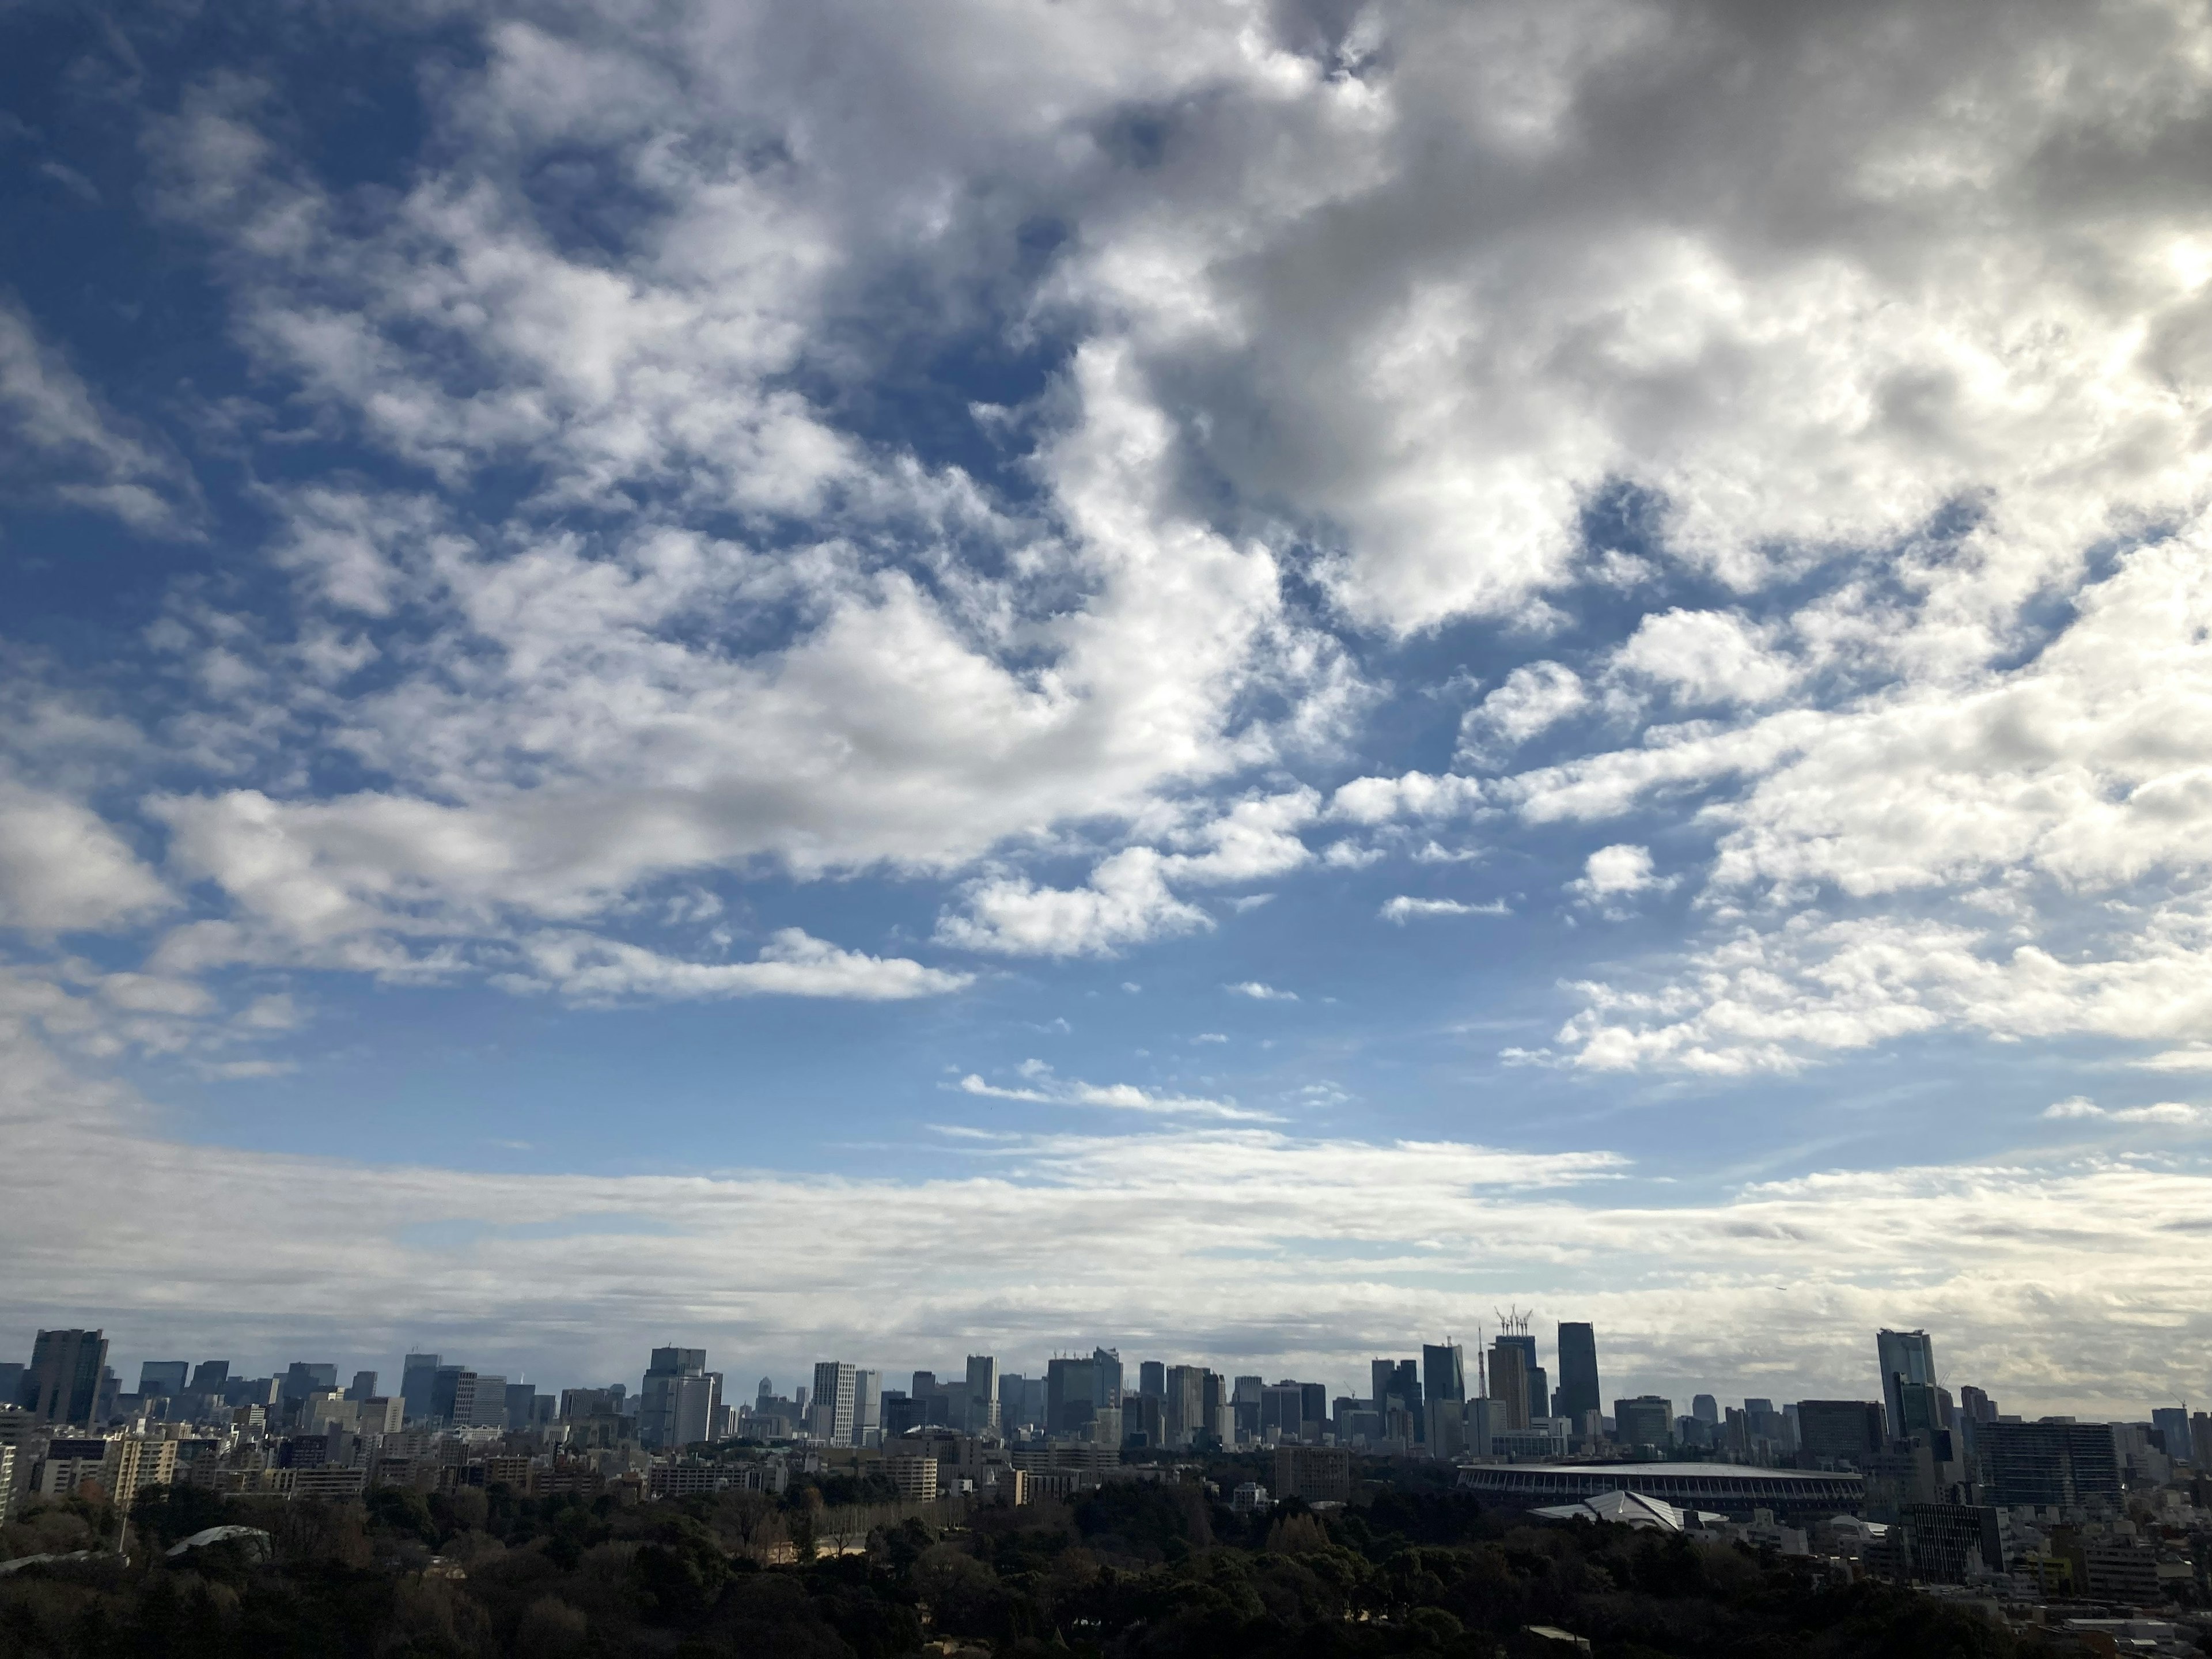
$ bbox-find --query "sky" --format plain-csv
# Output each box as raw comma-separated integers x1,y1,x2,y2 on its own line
4,0,2212,1418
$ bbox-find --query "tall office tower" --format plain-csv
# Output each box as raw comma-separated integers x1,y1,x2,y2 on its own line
1491,1331,1541,1424
1164,1365,1207,1449
1259,1381,1304,1441
25,1330,107,1426
640,1349,723,1449
1978,1419,2123,1508
1554,1323,1601,1424
400,1354,442,1423
810,1362,857,1445
1692,1394,1720,1425
1875,1329,1938,1436
1796,1399,1887,1468
1093,1348,1123,1407
450,1372,507,1429
1895,1381,1947,1438
1422,1343,1466,1407
1488,1340,1531,1432
1139,1361,1165,1399
0,1363,23,1410
1203,1370,1231,1445
281,1362,338,1410
346,1370,378,1402
1232,1375,1264,1442
2152,1407,2191,1459
139,1362,188,1399
964,1356,999,1433
504,1384,541,1430
1127,1392,1167,1448
997,1373,1029,1430
1370,1359,1422,1440
1046,1355,1097,1434
188,1361,229,1396
1957,1385,1997,1423
854,1369,883,1443
1613,1395,1673,1449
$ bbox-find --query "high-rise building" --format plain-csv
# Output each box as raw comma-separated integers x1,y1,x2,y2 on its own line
188,1361,229,1397
1613,1395,1673,1450
450,1372,507,1429
25,1330,107,1426
138,1362,188,1399
1691,1393,1719,1425
1978,1419,2123,1508
964,1356,999,1434
281,1362,339,1410
1875,1330,1938,1438
810,1362,857,1445
2152,1407,2191,1460
854,1369,883,1444
1139,1361,1165,1399
1373,1359,1422,1441
1488,1340,1531,1433
1046,1356,1097,1434
1554,1323,1600,1424
641,1349,722,1449
1796,1400,1885,1468
346,1370,378,1402
1422,1343,1465,1406
400,1354,441,1423
1163,1365,1207,1449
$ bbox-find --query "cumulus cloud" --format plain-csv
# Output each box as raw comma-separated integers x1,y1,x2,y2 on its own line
1456,662,1586,765
1606,610,1796,709
1225,980,1297,1001
0,781,171,933
507,929,971,1003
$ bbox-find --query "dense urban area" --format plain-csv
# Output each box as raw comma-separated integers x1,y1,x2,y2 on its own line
0,1319,2205,1657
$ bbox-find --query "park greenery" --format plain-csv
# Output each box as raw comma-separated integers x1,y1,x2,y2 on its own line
0,1458,2073,1658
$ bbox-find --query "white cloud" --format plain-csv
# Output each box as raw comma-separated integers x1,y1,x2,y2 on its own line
937,847,1213,959
956,1063,1275,1122
1607,610,1797,709
1225,980,1297,1001
1456,661,1586,765
1378,895,1510,923
0,781,171,933
508,929,969,1003
0,298,200,536
5,1020,2211,1412
2041,1097,2211,1128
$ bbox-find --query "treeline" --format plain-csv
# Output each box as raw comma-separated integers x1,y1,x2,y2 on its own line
0,1469,2061,1657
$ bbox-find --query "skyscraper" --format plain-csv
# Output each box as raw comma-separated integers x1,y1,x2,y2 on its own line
400,1354,441,1424
810,1362,857,1445
964,1355,999,1434
854,1369,883,1443
1139,1361,1165,1399
138,1361,188,1400
1488,1340,1531,1433
1554,1323,1601,1424
637,1349,723,1448
1613,1395,1673,1449
25,1330,107,1427
1421,1343,1465,1406
1875,1329,1937,1437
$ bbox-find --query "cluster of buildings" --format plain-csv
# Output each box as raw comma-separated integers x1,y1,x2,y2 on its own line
5,1319,2210,1626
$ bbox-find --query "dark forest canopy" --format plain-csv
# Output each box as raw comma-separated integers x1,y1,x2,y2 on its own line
0,1466,2083,1659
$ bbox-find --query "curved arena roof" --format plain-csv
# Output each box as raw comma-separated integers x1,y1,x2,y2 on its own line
1458,1461,1864,1518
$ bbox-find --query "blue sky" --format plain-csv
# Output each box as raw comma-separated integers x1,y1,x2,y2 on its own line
5,0,2212,1416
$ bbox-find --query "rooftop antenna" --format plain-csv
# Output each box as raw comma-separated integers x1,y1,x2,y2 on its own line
1494,1306,1533,1338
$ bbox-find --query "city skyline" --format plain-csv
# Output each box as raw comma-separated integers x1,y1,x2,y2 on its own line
7,0,2212,1416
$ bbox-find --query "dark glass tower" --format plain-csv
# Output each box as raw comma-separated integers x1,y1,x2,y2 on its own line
1554,1321,1601,1422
